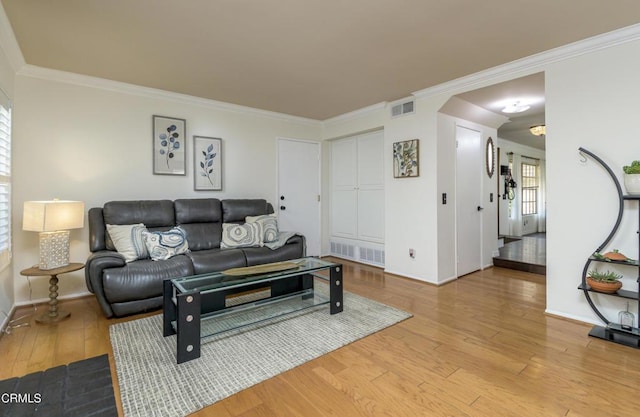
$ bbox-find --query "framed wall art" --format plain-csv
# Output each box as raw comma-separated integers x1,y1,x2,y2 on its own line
194,136,222,191
153,115,186,175
393,139,419,178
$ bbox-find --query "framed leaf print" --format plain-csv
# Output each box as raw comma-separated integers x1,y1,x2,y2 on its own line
194,136,222,191
153,115,186,175
393,139,419,178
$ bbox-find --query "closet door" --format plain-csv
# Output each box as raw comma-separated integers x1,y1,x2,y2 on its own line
356,131,384,243
331,137,358,238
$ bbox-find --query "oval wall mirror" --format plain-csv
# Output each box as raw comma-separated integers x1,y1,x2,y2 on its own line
486,137,495,178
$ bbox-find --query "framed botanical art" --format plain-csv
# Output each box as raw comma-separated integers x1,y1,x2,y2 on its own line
153,115,186,175
194,136,222,191
393,139,419,178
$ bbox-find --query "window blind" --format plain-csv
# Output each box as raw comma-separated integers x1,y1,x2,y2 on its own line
0,93,11,256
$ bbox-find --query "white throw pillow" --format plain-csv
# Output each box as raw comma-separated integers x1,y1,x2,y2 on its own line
221,223,264,248
106,223,149,262
245,214,278,243
142,227,190,261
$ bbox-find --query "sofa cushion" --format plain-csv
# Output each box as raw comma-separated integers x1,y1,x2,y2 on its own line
245,214,278,243
221,223,263,248
103,200,175,250
175,198,222,223
178,223,222,251
175,199,223,251
243,237,304,266
102,255,193,303
186,248,247,275
222,199,270,223
106,223,149,262
143,227,190,261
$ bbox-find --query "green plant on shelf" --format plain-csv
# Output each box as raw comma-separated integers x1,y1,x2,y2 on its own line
587,270,622,282
623,160,640,174
593,251,636,263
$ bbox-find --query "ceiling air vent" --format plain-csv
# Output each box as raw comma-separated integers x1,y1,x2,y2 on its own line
391,100,415,118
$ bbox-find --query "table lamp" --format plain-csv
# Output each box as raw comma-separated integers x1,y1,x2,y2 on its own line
23,200,85,270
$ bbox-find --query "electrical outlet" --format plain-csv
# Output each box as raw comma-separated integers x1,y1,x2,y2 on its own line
409,248,415,258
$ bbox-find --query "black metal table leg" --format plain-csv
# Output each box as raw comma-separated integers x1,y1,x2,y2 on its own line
330,265,343,314
163,279,176,337
176,291,201,364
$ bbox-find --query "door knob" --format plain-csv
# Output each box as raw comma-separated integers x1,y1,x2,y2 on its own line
280,196,285,200
280,206,286,210
477,206,484,211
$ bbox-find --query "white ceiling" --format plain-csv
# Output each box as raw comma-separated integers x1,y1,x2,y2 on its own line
2,1,640,120
456,73,546,150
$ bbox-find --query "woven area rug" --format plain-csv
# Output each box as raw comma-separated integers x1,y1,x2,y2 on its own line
110,283,411,417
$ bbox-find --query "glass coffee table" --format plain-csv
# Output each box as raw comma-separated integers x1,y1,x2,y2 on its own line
163,257,343,363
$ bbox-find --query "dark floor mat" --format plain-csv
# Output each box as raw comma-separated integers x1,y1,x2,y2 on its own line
0,354,117,417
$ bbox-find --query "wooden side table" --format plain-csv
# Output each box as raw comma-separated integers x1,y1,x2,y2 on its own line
20,263,85,324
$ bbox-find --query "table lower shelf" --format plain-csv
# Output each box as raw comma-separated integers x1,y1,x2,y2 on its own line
171,288,329,339
589,324,640,349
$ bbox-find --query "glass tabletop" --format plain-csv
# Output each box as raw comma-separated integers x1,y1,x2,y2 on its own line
172,257,339,294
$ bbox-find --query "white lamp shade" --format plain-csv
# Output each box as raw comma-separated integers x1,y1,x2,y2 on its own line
23,200,85,232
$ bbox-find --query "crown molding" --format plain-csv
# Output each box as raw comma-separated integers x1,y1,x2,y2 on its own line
17,65,322,127
323,24,640,124
322,101,387,124
413,23,640,99
0,3,25,72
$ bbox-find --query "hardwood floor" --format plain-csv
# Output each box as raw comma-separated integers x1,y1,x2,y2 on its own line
2,259,639,416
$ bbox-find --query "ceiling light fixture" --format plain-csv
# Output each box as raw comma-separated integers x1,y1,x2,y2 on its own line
529,125,546,136
501,101,530,114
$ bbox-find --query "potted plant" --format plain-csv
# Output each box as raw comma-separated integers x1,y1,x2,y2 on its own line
593,249,630,262
622,160,640,195
587,270,623,294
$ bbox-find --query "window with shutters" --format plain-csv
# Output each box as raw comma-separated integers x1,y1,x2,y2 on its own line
0,89,11,270
521,162,538,215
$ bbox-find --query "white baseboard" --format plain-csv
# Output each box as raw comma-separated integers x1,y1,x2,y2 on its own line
383,268,437,285
0,304,16,334
544,309,600,326
436,275,458,286
14,291,92,307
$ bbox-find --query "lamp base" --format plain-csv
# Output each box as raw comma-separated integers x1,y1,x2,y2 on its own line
38,231,70,270
36,310,70,324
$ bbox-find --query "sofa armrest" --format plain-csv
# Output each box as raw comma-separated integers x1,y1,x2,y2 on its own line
287,233,306,257
85,250,126,318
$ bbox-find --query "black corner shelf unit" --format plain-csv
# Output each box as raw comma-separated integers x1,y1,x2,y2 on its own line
578,147,640,349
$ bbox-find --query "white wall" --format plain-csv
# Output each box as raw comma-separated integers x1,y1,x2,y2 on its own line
323,102,442,282
545,39,640,324
324,97,499,285
11,70,322,303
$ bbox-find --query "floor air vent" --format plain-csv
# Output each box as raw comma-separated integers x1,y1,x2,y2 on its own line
331,241,385,267
330,241,355,259
359,247,385,265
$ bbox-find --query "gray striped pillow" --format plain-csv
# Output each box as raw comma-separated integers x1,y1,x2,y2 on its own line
221,223,264,248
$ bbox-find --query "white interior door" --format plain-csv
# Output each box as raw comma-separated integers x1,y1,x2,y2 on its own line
277,138,321,256
331,137,358,239
456,125,482,277
356,131,384,242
